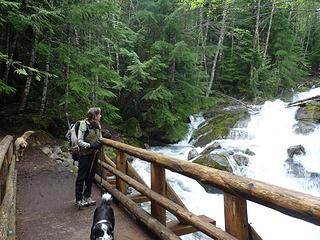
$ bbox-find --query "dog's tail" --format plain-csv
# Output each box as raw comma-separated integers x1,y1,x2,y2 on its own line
21,131,35,141
101,193,112,206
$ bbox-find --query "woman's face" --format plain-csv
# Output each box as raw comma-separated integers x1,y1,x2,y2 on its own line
94,112,101,122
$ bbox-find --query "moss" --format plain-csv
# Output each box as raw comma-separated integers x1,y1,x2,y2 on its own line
192,111,245,147
296,102,320,123
193,154,231,172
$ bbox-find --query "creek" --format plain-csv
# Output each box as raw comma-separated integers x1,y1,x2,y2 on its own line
132,88,320,239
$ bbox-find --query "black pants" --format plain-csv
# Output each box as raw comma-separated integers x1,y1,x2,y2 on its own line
75,151,98,201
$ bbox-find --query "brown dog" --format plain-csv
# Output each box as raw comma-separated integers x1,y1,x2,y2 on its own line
14,130,34,161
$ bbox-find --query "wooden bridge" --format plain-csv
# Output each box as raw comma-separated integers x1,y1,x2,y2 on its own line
1,135,320,239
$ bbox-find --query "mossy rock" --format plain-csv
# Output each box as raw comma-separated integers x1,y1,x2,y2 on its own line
193,153,232,172
191,109,248,147
193,153,232,194
124,117,142,138
295,102,320,123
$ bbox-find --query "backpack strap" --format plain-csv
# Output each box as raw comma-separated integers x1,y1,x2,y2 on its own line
78,120,90,141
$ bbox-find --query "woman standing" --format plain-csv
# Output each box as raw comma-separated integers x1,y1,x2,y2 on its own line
75,107,103,209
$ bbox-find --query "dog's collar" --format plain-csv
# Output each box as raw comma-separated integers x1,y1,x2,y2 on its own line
96,220,108,225
93,220,108,229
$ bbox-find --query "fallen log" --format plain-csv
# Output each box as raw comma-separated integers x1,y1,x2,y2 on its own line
287,95,320,108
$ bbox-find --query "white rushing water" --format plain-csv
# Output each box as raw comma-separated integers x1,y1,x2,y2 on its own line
131,88,320,239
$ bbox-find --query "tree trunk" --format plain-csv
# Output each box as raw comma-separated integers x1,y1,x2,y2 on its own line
249,0,261,102
263,0,275,59
65,35,71,112
304,24,311,58
206,0,228,97
40,43,50,115
19,30,38,112
116,52,120,73
253,0,260,51
3,34,18,84
202,2,211,74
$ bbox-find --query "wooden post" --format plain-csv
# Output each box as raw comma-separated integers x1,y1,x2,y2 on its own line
151,163,166,225
224,192,249,240
116,150,127,194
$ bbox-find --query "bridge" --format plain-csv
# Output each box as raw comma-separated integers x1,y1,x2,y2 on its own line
1,135,320,239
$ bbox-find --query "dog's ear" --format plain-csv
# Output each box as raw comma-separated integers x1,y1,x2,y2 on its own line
91,227,104,240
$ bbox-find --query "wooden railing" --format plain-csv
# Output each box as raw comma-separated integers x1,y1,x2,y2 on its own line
0,136,17,240
97,138,320,240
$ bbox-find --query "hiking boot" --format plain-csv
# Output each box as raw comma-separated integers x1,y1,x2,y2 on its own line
76,199,88,209
84,197,96,206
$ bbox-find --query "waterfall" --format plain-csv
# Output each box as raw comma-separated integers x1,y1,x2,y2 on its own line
131,89,320,240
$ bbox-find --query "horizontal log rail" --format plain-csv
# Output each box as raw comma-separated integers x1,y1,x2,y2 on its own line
99,160,236,240
100,138,320,227
0,135,16,240
0,136,13,171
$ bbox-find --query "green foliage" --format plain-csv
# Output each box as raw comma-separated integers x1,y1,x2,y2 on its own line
1,0,320,143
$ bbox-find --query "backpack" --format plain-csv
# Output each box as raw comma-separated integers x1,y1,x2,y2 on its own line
65,120,89,155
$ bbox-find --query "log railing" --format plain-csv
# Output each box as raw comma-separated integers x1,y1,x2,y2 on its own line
0,135,17,240
98,138,320,240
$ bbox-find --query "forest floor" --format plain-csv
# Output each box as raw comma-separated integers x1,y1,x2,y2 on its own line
15,145,157,240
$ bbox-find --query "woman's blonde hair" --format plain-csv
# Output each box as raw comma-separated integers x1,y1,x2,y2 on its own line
87,107,101,122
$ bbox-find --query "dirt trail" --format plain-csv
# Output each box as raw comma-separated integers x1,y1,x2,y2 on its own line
16,146,156,240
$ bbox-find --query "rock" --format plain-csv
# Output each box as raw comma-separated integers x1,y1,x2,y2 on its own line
53,146,63,156
41,146,52,155
293,121,316,135
295,102,320,123
62,152,72,159
245,148,255,156
62,160,71,168
193,153,232,172
187,149,199,160
233,154,249,166
287,145,306,158
284,158,306,178
200,142,221,155
49,153,59,160
193,152,230,194
191,107,249,147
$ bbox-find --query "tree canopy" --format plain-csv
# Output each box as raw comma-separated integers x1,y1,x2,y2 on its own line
1,0,319,143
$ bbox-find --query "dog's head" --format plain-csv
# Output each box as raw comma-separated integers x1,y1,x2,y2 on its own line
20,142,27,149
91,221,114,240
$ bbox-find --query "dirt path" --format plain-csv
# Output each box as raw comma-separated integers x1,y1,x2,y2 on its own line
16,146,157,240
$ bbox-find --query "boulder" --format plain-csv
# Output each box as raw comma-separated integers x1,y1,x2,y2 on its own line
295,102,320,123
200,142,221,155
191,108,249,147
245,148,255,156
193,153,232,172
287,144,306,158
293,121,316,135
187,149,199,160
193,153,231,194
284,158,306,178
233,154,249,166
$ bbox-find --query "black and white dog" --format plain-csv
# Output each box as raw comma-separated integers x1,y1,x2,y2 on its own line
90,193,115,240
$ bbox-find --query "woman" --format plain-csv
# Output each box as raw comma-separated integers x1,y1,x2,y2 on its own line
75,107,103,209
